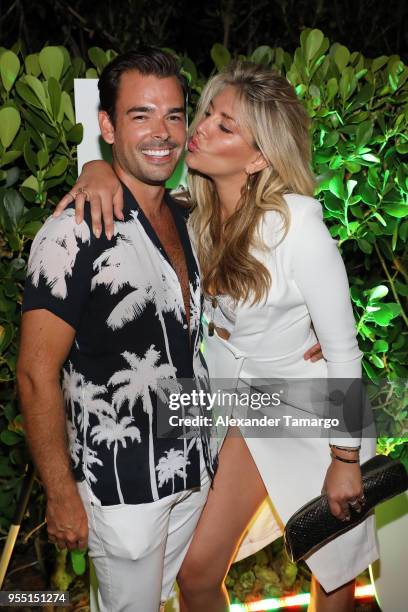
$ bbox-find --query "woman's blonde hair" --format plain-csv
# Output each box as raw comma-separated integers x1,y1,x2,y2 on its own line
188,61,315,304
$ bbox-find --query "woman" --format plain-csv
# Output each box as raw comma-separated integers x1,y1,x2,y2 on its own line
56,62,378,611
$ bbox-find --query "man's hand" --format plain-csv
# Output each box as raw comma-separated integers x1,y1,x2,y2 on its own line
47,487,89,550
303,342,323,362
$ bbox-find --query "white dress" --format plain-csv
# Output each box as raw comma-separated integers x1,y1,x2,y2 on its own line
200,193,379,592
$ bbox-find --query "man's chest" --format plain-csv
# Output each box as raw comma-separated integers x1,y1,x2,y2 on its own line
148,209,191,319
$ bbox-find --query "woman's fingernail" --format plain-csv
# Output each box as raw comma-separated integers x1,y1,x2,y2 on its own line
95,230,101,239
106,231,112,240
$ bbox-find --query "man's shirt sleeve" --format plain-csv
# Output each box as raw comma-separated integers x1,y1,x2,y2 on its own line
22,208,94,330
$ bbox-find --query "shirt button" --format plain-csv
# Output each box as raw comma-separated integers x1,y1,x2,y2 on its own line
183,324,188,329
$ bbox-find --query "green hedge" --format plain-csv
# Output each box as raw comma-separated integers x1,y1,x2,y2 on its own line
0,30,407,598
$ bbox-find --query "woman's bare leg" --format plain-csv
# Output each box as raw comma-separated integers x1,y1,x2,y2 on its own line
309,576,355,612
177,427,268,612
178,428,357,612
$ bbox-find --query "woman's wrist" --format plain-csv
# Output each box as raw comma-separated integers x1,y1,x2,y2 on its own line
329,444,360,463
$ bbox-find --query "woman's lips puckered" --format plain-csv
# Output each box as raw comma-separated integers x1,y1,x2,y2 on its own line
187,137,199,152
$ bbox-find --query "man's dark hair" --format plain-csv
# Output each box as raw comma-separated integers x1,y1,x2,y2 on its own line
98,47,189,124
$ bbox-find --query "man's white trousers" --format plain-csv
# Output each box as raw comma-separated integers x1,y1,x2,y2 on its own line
78,465,210,612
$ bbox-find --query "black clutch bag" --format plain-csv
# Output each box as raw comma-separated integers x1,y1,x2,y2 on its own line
284,454,408,563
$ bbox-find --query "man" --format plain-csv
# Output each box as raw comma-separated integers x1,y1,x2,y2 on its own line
17,49,215,612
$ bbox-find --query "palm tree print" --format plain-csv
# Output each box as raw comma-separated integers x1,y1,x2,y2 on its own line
92,214,185,358
62,362,83,424
27,209,90,299
156,449,190,493
108,346,181,501
92,215,192,486
90,414,141,503
84,449,103,485
67,421,82,468
189,273,201,336
77,381,116,426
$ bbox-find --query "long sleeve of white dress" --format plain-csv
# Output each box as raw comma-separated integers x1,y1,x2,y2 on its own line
290,199,363,446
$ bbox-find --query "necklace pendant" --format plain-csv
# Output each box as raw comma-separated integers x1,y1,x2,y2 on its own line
208,321,215,337
211,297,218,308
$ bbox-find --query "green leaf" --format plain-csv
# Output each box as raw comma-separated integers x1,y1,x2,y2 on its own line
355,121,373,149
61,91,75,124
250,46,273,65
0,50,20,92
22,220,43,239
25,54,41,77
371,56,388,72
5,166,19,187
44,157,68,179
21,175,40,192
24,142,37,174
333,44,350,72
70,550,87,575
357,239,372,254
23,75,49,111
339,67,356,102
0,324,13,353
39,46,64,81
372,340,389,353
211,44,231,71
362,359,380,383
346,179,357,198
369,354,385,368
324,191,344,213
369,303,401,326
323,131,339,148
361,153,380,163
395,139,408,154
88,47,108,74
86,68,98,79
37,149,49,170
369,285,389,301
0,107,21,149
0,457,15,477
326,78,338,102
66,123,83,144
328,174,346,200
16,80,44,110
180,56,197,83
383,203,408,218
48,77,62,119
394,279,408,297
304,29,324,63
3,189,25,228
0,430,22,445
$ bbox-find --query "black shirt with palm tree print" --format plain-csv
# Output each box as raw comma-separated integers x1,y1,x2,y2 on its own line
22,185,215,505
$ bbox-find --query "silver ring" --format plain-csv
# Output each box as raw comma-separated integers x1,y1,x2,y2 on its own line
348,498,359,507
